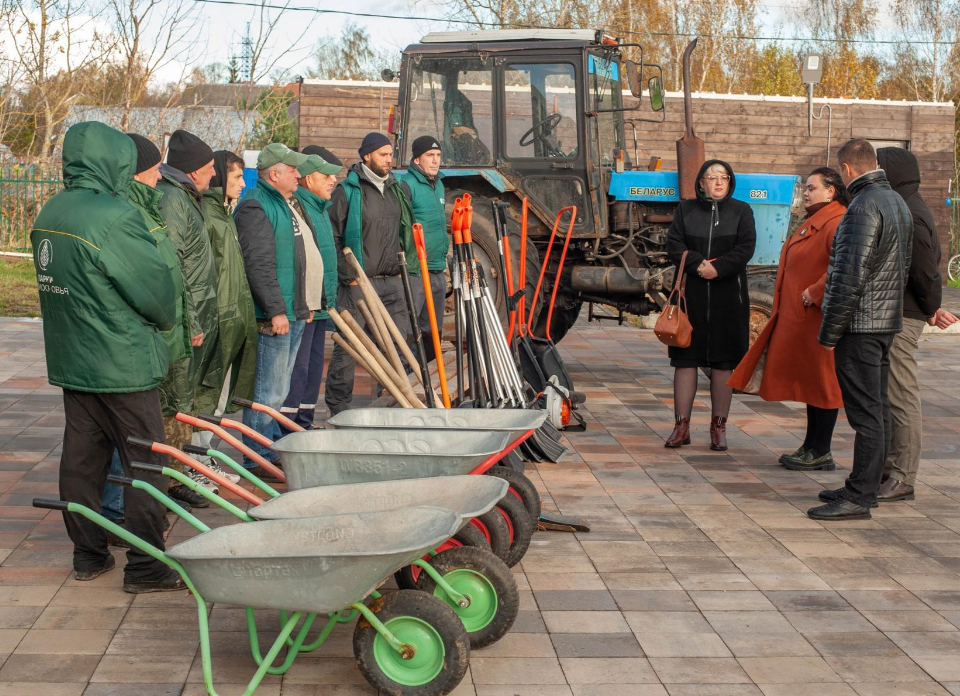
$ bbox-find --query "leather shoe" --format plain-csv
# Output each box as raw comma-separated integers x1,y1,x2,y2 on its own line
779,446,808,465
818,487,879,508
783,450,835,471
247,464,283,483
808,498,872,520
876,477,915,502
710,416,728,451
124,569,186,594
664,414,691,448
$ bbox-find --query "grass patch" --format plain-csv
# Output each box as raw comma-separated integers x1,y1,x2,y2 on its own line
949,278,960,289
0,256,40,317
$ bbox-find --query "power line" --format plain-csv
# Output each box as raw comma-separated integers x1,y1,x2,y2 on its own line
189,0,960,46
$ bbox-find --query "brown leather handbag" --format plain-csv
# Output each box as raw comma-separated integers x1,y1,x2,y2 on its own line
654,251,693,348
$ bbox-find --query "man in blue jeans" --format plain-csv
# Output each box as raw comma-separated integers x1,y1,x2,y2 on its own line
235,144,321,478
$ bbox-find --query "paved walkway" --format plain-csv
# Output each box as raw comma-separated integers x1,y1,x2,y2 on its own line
2,315,960,696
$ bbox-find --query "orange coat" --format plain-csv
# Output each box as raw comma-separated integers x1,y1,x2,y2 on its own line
729,201,845,409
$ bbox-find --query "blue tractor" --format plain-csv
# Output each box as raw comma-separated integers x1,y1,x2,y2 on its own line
390,29,801,343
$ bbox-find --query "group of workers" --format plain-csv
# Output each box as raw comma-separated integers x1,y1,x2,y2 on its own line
31,121,449,589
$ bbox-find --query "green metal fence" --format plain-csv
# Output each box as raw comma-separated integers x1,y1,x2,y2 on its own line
0,164,62,252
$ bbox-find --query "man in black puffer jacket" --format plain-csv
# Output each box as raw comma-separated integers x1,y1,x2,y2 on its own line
876,147,957,502
810,138,912,520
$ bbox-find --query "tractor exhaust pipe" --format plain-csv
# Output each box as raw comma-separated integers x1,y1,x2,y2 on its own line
676,39,705,200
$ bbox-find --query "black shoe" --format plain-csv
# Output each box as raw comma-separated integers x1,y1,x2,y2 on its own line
123,569,186,594
105,526,132,549
808,498,872,520
779,446,808,465
75,554,116,581
818,488,878,508
246,464,282,484
168,484,209,508
783,450,836,471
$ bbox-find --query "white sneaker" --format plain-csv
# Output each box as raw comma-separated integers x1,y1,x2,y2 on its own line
206,460,242,484
187,469,219,494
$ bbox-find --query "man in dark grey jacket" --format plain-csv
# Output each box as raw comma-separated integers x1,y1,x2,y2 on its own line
810,138,913,520
876,147,957,502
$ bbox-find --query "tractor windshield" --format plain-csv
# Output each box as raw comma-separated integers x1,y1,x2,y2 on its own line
503,62,578,160
588,51,624,167
405,57,494,166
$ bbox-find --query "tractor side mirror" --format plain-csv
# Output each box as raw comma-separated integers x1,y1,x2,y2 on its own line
624,60,643,98
648,76,665,112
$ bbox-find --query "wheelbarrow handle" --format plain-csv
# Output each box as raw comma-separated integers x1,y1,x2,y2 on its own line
106,475,135,487
182,444,209,456
131,462,165,475
231,397,254,408
33,498,69,511
197,413,222,426
127,436,155,450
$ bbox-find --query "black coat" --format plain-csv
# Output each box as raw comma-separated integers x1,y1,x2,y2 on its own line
666,160,757,367
877,147,942,320
818,170,913,347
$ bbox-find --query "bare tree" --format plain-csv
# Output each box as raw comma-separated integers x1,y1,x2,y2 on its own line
892,0,960,101
5,0,116,157
108,0,203,131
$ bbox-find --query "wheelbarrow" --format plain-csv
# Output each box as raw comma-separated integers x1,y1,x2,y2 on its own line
182,411,538,569
114,462,520,649
33,497,471,696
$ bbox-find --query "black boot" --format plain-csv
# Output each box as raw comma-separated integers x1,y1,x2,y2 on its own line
808,498,872,520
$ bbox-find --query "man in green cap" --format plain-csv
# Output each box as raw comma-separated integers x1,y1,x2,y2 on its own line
279,147,343,430
234,143,322,477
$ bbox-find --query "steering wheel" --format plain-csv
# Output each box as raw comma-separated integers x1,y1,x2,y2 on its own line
519,113,563,148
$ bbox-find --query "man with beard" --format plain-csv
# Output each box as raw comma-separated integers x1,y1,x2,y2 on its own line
324,132,415,415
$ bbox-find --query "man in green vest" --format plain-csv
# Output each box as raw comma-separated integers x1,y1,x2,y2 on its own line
235,143,321,478
31,121,183,593
399,135,448,362
157,130,220,507
280,146,343,429
324,132,415,415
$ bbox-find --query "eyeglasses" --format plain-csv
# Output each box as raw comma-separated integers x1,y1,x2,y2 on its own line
702,175,731,183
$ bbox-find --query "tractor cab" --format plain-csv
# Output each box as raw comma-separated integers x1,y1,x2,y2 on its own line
394,29,663,237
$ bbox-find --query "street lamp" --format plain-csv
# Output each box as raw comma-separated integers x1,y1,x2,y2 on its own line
802,53,832,166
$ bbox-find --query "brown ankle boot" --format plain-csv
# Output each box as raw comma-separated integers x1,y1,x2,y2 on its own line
710,416,728,451
665,414,691,448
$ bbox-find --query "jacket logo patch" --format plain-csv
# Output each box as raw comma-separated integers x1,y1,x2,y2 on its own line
37,239,52,271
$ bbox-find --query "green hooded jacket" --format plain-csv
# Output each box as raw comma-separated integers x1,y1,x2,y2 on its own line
399,165,448,271
128,180,191,364
293,186,337,319
202,185,258,410
30,121,176,393
157,165,221,408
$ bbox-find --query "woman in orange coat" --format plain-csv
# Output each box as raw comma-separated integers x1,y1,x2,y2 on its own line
729,167,848,471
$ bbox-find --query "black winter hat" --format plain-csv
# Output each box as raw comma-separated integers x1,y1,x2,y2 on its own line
126,133,161,174
302,145,343,167
358,132,391,159
411,135,442,161
166,129,214,175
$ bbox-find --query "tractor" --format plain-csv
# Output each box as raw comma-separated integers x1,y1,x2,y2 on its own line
387,28,800,344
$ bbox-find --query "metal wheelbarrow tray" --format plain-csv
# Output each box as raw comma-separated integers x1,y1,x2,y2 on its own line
166,506,460,615
327,408,546,434
271,429,512,488
248,475,508,524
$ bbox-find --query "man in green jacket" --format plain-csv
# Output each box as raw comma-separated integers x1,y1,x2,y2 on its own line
235,144,321,477
280,146,343,429
101,133,195,528
399,135,449,362
194,150,258,461
31,121,183,593
157,130,220,506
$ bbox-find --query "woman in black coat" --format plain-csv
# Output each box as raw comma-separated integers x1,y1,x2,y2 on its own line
664,159,757,451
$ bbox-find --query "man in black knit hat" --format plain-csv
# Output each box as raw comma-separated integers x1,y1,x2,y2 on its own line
156,130,220,506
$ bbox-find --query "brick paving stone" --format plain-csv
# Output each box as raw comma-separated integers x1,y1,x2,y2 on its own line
3,319,960,693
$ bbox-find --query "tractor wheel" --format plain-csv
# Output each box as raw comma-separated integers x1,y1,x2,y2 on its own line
747,274,776,347
445,191,542,332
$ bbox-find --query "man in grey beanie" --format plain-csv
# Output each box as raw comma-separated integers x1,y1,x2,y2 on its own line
324,132,415,415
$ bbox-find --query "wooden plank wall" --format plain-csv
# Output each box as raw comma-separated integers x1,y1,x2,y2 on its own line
299,83,956,270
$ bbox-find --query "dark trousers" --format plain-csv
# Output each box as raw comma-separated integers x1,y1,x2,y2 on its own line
324,276,409,415
281,318,328,429
411,269,447,363
835,333,894,507
60,388,169,581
